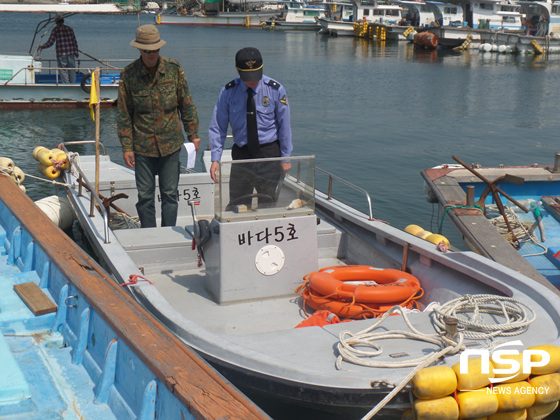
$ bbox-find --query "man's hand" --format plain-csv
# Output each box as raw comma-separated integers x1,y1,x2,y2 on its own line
210,161,219,183
123,151,135,168
191,137,201,153
281,162,291,173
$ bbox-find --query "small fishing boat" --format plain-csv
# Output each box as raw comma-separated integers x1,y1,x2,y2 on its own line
318,0,404,37
0,174,268,419
60,143,560,418
0,4,130,109
260,1,325,31
421,154,560,291
155,0,279,28
479,0,560,54
417,0,524,49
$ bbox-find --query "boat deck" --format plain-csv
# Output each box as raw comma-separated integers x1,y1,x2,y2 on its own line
0,224,116,418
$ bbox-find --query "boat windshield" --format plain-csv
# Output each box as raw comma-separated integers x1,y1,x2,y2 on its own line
214,156,315,222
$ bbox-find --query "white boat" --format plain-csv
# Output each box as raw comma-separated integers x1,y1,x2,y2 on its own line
62,144,560,418
318,0,403,37
478,0,560,54
156,3,279,27
261,1,325,31
416,0,524,49
0,5,131,109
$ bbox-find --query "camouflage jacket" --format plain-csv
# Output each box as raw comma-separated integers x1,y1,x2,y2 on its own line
117,57,199,157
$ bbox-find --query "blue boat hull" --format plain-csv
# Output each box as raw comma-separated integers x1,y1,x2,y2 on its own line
0,176,267,419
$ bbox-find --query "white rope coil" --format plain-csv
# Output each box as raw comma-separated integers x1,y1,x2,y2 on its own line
336,294,538,419
431,294,537,339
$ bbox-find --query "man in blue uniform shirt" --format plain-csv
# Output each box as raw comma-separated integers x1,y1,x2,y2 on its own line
209,47,293,210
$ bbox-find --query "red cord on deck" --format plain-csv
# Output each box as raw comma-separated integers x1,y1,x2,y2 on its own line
121,274,154,286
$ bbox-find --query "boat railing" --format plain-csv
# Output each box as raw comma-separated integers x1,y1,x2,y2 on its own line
313,166,374,220
61,141,110,244
2,59,125,86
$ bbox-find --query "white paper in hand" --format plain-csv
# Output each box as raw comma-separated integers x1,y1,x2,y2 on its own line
183,142,196,169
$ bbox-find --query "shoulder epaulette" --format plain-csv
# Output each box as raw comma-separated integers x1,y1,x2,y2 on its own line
225,80,236,90
267,79,280,90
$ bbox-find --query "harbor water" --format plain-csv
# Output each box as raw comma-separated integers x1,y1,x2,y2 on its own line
2,11,560,418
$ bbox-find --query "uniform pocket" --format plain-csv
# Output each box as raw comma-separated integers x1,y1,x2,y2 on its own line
131,89,151,114
159,84,177,111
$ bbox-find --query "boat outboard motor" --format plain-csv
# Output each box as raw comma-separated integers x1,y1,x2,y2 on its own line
187,199,211,262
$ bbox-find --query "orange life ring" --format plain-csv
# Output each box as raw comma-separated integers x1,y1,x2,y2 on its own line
301,287,416,319
308,265,421,304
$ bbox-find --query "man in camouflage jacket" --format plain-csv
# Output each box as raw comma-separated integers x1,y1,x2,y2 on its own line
117,25,200,228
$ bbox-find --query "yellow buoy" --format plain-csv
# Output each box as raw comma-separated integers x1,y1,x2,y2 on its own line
38,163,61,180
37,149,55,166
412,365,458,399
526,400,558,420
453,357,495,390
10,166,25,184
529,373,560,405
405,224,425,236
491,352,530,383
32,146,48,160
526,345,560,375
488,409,527,420
50,149,69,170
19,184,26,194
494,381,535,412
457,388,498,419
0,156,14,171
425,233,451,248
414,395,459,420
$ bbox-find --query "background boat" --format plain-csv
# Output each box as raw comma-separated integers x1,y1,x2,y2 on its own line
421,154,560,290
0,4,132,109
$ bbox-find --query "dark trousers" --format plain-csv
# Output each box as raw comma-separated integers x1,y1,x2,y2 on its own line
228,141,283,209
134,149,180,228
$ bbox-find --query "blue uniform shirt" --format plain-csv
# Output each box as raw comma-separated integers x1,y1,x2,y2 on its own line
209,75,293,162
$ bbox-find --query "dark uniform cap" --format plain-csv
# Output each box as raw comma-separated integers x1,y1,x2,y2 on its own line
235,47,263,82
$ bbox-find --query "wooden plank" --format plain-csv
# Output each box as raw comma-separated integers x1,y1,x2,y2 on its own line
13,282,58,315
0,177,268,420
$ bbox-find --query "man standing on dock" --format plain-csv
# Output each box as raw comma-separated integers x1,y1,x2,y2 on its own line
117,24,200,228
208,47,292,210
38,16,79,84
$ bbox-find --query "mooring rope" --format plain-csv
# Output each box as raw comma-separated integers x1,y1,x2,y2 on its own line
335,294,537,419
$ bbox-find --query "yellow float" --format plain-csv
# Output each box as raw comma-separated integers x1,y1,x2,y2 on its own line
488,408,527,420
456,388,498,418
50,148,69,170
32,146,48,160
492,353,531,383
529,373,560,405
10,166,25,184
494,381,535,412
453,357,495,390
38,163,61,180
526,401,558,420
526,345,560,375
0,156,14,171
414,395,459,420
405,224,450,246
412,365,457,399
36,148,55,166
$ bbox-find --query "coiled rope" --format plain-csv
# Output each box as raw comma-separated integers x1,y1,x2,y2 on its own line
337,294,537,419
486,204,547,257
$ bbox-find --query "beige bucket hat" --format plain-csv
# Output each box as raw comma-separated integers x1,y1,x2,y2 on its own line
130,24,166,50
